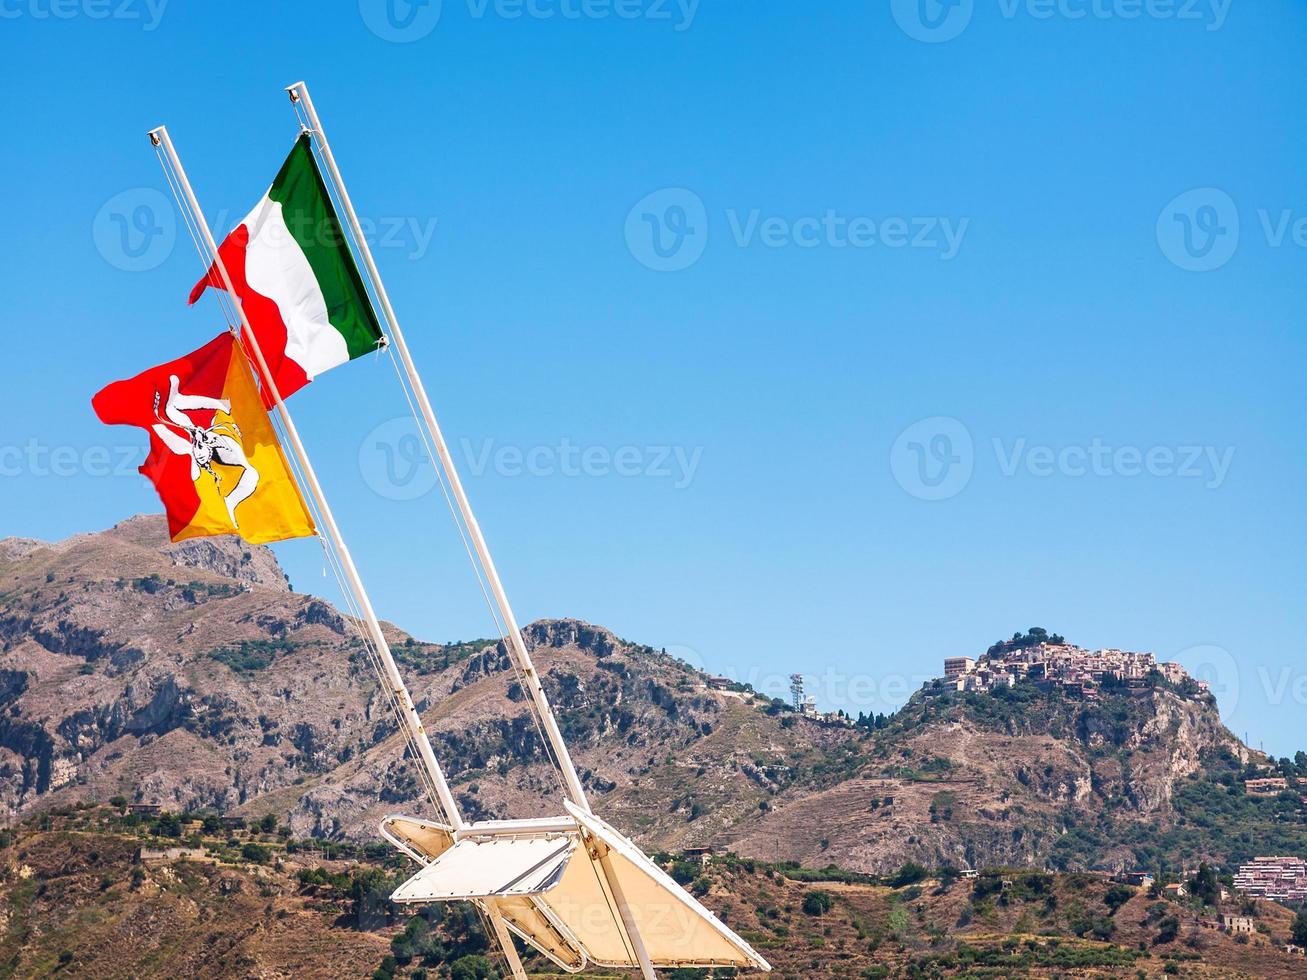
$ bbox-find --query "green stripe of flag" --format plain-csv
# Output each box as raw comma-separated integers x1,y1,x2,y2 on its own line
268,135,385,361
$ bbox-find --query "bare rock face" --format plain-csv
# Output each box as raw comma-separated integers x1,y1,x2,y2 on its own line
522,619,620,658
98,515,291,590
162,538,289,591
0,538,45,564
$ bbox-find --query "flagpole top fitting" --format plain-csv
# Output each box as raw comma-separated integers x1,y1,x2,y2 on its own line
147,128,163,147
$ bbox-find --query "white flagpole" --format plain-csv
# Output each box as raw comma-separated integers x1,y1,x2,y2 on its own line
284,80,593,812
284,81,659,980
146,125,528,980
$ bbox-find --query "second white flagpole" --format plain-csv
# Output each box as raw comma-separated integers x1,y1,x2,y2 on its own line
284,80,659,980
285,80,594,813
147,125,528,980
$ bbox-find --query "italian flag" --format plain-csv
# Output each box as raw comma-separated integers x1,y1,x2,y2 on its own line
190,134,385,400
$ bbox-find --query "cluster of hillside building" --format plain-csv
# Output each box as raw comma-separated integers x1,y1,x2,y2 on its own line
1244,776,1291,797
1233,856,1307,903
939,642,1208,699
1112,857,1307,910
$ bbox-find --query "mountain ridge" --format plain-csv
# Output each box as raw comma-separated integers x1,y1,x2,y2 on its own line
3,516,1304,881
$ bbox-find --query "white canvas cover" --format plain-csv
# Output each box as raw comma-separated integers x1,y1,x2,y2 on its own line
390,831,576,901
382,806,770,973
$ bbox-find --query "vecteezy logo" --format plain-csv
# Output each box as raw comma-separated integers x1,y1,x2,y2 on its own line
890,416,974,500
92,188,176,272
359,417,437,501
624,188,709,272
358,0,442,42
1174,644,1240,722
891,0,974,43
1156,188,1240,272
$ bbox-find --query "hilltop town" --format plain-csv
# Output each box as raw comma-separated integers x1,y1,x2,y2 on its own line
932,627,1210,701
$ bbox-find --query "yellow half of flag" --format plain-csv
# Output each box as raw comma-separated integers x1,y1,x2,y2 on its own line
179,338,317,544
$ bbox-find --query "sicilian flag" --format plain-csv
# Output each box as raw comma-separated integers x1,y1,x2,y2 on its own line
189,134,385,400
92,332,316,545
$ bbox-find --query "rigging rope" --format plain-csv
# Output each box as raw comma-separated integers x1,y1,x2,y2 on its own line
153,143,452,827
291,110,557,975
157,125,596,977
292,123,572,807
382,346,570,803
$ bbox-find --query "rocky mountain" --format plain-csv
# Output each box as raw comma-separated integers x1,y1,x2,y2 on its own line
2,517,1305,880
0,516,806,844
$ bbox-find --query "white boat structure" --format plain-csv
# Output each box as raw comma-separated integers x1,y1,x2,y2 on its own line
147,82,769,978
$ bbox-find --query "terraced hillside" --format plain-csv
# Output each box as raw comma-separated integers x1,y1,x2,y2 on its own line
3,804,1305,979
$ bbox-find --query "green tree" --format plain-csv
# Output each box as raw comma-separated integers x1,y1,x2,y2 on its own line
668,860,699,886
449,954,498,980
802,891,834,916
1292,909,1307,946
889,862,928,888
1104,884,1134,914
391,914,445,966
1188,862,1220,906
259,813,278,834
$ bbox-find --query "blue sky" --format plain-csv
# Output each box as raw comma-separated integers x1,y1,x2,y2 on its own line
1,1,1304,756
